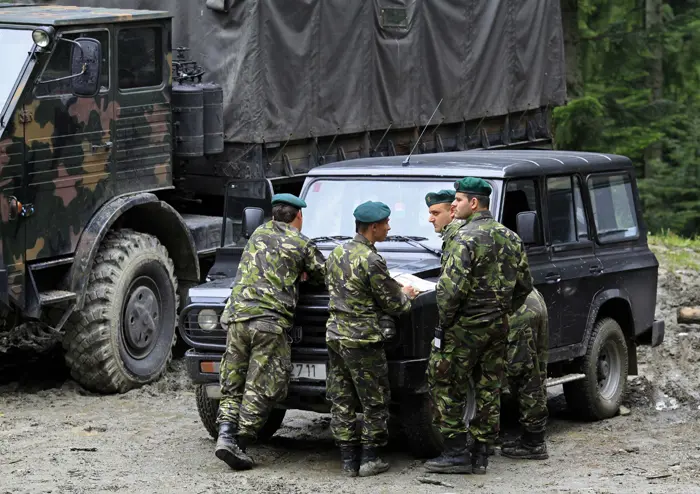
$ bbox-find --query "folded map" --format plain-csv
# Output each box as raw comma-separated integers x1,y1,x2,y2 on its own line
390,271,437,292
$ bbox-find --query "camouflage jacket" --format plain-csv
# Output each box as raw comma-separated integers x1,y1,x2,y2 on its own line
439,219,465,270
326,234,412,346
224,220,326,332
437,211,533,329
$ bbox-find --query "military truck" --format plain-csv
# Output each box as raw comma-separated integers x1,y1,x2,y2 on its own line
0,1,565,393
182,150,665,458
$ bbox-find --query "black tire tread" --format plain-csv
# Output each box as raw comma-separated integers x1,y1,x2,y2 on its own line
62,229,178,394
564,317,628,421
400,394,444,459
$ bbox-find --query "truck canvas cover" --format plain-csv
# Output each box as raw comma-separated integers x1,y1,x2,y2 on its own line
24,0,566,144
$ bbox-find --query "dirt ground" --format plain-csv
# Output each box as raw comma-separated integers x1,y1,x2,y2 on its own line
2,256,700,493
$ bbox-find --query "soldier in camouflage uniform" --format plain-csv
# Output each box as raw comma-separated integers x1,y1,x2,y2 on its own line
215,193,326,471
501,287,549,459
325,201,418,477
425,177,533,475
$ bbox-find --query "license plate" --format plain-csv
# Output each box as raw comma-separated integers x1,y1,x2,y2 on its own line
290,362,326,381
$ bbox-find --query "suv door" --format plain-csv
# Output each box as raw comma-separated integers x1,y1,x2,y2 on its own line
501,177,560,348
544,174,601,348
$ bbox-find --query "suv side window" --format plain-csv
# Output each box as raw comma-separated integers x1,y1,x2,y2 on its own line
35,30,110,97
502,178,543,245
587,173,639,243
546,175,588,244
118,27,163,89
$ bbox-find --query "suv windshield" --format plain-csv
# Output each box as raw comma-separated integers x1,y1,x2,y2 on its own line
0,28,33,118
302,178,458,248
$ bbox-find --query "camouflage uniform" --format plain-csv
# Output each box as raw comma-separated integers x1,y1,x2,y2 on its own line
325,234,412,448
505,288,549,434
217,220,325,440
429,210,532,446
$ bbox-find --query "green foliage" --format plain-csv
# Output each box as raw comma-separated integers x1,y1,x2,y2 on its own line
556,0,700,237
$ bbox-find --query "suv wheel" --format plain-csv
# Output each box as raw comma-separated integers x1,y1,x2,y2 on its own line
564,317,628,420
195,384,287,441
63,229,178,393
398,379,476,459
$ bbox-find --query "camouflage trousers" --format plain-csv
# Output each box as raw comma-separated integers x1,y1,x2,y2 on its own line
217,320,292,440
326,339,390,447
428,321,507,444
505,323,548,434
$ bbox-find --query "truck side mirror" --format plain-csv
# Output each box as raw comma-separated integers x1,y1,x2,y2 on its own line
516,211,541,245
241,207,264,238
70,37,102,97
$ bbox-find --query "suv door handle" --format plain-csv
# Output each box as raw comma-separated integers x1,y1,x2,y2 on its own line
589,265,603,274
545,272,561,283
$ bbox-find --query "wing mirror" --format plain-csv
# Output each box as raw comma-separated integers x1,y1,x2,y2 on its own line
516,211,541,245
241,207,265,239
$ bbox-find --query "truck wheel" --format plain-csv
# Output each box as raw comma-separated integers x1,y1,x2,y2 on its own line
399,381,476,459
564,317,628,420
195,385,287,442
63,229,178,394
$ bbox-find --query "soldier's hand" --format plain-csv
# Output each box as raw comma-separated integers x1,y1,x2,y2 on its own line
402,285,419,299
301,272,309,282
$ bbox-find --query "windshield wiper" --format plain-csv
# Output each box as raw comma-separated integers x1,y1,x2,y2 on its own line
311,235,353,245
384,235,441,257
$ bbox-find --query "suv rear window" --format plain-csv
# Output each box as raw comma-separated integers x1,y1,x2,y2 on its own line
587,173,639,243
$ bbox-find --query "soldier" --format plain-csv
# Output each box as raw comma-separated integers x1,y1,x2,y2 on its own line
425,189,464,268
501,287,549,459
215,193,326,471
425,177,533,475
325,201,419,477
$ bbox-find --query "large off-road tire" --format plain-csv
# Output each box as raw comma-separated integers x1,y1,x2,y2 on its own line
195,384,287,442
399,381,476,459
63,229,178,394
564,317,628,420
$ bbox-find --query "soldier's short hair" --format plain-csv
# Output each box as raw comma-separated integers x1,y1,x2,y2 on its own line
466,193,490,209
355,220,371,233
272,204,300,223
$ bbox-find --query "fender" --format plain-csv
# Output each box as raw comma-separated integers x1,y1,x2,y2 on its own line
582,288,633,348
69,193,200,310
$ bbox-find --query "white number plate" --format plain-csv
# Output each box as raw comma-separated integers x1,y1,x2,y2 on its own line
291,362,327,381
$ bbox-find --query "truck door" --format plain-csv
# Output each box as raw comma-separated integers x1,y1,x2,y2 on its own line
22,27,114,264
113,23,172,196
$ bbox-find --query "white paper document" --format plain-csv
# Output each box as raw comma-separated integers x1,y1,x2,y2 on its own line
389,271,436,292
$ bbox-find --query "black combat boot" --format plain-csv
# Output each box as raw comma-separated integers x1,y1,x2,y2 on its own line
424,434,471,474
339,443,361,477
214,422,254,470
471,441,489,475
501,430,548,460
358,445,390,477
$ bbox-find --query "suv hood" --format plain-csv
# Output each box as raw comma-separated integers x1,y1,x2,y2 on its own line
189,256,442,304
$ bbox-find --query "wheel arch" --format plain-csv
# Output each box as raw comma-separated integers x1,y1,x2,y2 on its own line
583,289,637,375
69,193,200,310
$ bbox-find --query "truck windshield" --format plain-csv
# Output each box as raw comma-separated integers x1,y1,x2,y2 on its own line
0,29,33,118
302,178,456,249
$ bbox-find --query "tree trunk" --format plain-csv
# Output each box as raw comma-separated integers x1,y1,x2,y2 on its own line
644,0,664,177
561,0,583,99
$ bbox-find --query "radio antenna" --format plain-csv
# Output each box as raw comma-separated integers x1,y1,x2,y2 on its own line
403,98,443,166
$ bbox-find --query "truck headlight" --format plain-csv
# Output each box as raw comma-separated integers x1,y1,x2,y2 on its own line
197,309,219,330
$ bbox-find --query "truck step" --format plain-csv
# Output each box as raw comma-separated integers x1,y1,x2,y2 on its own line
545,373,586,387
39,290,77,306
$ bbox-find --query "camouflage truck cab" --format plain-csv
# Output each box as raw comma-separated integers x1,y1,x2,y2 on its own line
0,5,218,393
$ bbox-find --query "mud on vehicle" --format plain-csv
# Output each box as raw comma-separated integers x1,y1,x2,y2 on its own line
182,149,665,458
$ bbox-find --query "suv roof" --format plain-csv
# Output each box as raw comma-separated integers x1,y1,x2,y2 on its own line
307,150,633,179
0,5,170,26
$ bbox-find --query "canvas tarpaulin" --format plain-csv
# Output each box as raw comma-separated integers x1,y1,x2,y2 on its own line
27,0,567,144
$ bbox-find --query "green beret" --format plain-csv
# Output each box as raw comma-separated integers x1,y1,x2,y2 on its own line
454,177,492,196
425,189,456,207
271,193,307,209
353,201,391,223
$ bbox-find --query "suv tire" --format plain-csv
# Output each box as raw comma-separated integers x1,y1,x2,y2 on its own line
399,380,476,458
195,384,287,441
564,317,628,420
63,229,178,394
